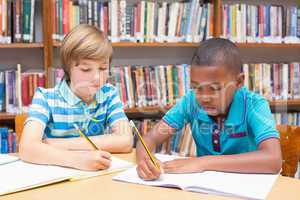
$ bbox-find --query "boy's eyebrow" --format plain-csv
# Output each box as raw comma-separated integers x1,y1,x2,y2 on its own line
191,81,221,86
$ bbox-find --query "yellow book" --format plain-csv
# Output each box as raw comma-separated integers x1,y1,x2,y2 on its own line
0,155,133,196
167,65,174,105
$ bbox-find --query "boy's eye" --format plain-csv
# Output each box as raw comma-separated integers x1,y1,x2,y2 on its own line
81,68,91,72
210,84,222,91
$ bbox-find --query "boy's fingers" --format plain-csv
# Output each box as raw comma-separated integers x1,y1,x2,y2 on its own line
145,158,161,178
98,156,111,167
99,151,111,160
139,161,156,179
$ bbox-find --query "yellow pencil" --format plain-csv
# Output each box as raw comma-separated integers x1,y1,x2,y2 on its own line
73,124,99,150
129,120,160,170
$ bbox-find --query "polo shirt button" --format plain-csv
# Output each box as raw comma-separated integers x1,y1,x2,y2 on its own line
214,129,220,134
214,140,218,144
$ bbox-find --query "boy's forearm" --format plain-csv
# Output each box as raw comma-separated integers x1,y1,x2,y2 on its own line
202,150,281,174
19,141,76,168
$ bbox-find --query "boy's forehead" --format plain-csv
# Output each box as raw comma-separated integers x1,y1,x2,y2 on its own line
79,58,109,64
191,65,236,82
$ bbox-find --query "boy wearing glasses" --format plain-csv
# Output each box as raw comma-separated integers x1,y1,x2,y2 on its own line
136,38,282,180
20,24,133,171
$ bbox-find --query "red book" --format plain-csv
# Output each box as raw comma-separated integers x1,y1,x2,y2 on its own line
62,0,69,35
104,5,108,36
136,2,141,34
38,73,45,88
28,74,34,103
51,0,56,39
8,131,14,153
21,74,30,106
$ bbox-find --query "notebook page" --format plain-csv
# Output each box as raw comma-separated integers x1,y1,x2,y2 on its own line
113,154,278,200
0,161,72,195
0,154,19,165
0,156,133,195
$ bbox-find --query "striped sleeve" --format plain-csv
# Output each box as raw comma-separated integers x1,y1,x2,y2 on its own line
25,87,51,128
106,86,128,126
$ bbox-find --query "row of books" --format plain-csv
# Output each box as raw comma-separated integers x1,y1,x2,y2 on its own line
243,62,300,100
0,0,36,44
51,0,213,43
221,4,300,44
132,119,196,157
0,65,45,113
0,127,17,153
110,64,191,109
273,113,300,126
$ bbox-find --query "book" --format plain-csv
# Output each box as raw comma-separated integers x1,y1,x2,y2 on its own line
113,154,279,200
0,154,133,196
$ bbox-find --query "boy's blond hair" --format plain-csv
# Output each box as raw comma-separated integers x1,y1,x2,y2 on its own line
60,24,113,80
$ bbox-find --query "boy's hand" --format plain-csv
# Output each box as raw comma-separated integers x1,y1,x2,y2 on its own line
72,150,112,171
163,157,206,174
136,156,163,181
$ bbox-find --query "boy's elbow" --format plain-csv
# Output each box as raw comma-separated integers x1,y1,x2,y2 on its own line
268,154,282,174
118,134,133,153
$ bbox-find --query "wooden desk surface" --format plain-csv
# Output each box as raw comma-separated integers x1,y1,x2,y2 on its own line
2,152,300,200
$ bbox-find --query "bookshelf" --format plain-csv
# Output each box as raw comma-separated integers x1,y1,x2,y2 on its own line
0,0,300,127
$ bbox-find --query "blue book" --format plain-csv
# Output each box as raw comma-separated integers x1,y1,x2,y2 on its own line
291,7,298,37
0,72,4,112
264,5,271,37
0,128,8,154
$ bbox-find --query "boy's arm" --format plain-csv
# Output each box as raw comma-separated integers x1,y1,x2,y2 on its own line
163,138,282,174
19,121,112,171
44,120,133,153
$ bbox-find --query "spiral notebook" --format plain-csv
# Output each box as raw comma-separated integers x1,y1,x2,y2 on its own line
0,155,133,196
113,154,279,200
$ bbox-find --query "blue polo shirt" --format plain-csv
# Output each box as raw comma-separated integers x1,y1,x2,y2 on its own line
163,86,279,156
25,79,128,138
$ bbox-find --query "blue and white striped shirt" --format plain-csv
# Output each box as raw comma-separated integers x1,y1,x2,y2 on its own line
25,79,128,138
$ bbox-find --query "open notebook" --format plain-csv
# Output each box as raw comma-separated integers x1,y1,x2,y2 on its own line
0,155,133,196
113,154,279,200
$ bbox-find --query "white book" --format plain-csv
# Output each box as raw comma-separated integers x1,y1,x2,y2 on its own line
29,0,35,42
113,154,279,200
110,0,119,42
0,155,132,196
243,64,249,89
282,64,289,99
139,1,145,42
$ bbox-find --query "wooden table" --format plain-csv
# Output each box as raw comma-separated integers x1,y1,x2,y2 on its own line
2,152,300,200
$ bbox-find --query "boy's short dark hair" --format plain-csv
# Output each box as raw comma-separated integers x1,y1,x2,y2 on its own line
191,38,242,73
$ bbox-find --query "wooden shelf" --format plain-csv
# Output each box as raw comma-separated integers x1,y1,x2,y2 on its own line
53,40,300,48
0,43,44,48
0,113,16,120
236,43,300,48
53,41,199,47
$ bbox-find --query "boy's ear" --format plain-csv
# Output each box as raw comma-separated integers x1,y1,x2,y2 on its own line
236,73,244,89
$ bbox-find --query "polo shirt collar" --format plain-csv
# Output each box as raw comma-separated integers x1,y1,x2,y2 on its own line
224,86,247,126
58,79,82,106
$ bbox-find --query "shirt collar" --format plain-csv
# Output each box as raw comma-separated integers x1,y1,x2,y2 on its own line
58,79,82,106
224,86,247,126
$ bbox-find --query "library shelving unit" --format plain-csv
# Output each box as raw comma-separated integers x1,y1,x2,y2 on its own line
0,0,300,136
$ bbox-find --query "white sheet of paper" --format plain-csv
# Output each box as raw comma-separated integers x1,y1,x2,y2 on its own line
0,156,133,195
0,154,19,165
113,154,279,200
